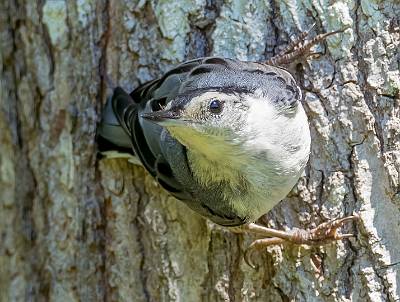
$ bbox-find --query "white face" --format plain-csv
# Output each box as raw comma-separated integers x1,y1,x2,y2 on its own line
158,88,309,171
166,91,249,140
161,89,287,164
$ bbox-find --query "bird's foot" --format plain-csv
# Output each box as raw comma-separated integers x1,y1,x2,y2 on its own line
240,214,360,269
265,25,349,66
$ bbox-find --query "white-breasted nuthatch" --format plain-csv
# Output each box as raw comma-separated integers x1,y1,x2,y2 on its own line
98,29,358,267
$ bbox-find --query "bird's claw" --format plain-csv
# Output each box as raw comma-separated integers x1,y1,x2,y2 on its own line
244,237,285,269
289,214,360,245
243,214,360,269
265,27,348,66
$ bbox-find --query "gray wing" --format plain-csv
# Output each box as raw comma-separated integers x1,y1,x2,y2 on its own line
100,59,207,201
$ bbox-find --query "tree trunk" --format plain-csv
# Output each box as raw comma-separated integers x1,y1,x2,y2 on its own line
1,1,399,301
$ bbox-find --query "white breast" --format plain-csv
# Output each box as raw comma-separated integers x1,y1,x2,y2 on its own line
237,98,311,219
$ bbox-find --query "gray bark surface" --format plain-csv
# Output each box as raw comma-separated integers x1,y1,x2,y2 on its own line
0,1,399,301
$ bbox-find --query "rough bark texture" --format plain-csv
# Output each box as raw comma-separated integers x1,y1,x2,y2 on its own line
1,1,399,301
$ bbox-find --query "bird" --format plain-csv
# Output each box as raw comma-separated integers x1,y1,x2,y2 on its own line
97,28,358,268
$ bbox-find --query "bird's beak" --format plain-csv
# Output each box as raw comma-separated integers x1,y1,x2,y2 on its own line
141,110,184,126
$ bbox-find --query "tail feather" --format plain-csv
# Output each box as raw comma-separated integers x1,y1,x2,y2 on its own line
97,87,135,153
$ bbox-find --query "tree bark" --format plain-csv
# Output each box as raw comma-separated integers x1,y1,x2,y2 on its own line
1,1,399,301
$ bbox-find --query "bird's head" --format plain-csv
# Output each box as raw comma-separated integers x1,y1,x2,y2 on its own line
141,62,308,164
142,89,305,165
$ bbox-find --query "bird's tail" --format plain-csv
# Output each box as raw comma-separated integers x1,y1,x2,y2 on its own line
97,87,137,158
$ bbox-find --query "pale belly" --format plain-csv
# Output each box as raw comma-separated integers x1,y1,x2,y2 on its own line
188,150,309,222
232,160,306,221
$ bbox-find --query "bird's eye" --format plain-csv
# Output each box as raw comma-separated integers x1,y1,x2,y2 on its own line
209,99,223,114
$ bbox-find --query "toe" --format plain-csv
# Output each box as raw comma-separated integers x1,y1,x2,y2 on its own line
244,238,286,269
336,233,355,240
